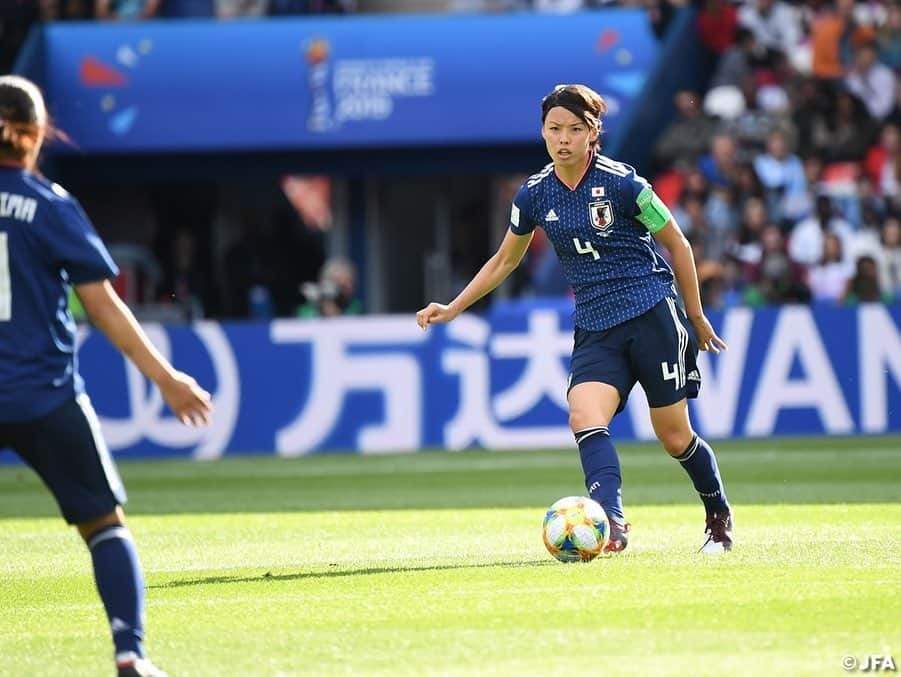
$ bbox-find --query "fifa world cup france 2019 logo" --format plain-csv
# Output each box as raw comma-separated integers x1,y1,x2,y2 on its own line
305,38,333,133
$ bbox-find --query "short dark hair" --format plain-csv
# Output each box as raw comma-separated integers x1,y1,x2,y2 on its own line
541,84,607,148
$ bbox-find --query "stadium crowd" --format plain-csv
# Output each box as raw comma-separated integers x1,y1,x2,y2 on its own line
519,0,901,310
4,0,901,317
653,0,901,310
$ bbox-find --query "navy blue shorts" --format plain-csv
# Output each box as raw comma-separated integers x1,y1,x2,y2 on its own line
0,394,127,524
569,297,701,412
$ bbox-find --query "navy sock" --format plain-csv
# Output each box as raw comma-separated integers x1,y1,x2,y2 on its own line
675,435,730,515
87,525,145,660
576,426,625,524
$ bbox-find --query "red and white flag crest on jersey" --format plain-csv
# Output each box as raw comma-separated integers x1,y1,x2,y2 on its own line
591,186,604,197
589,200,614,234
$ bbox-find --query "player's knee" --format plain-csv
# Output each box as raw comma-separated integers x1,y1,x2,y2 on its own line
76,507,125,542
568,407,596,433
657,429,693,456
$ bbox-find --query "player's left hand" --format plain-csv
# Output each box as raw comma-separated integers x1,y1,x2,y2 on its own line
690,315,728,354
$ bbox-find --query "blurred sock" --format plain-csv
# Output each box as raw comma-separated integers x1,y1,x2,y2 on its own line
88,525,145,660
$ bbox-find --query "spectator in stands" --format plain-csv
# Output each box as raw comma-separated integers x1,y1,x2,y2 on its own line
652,90,717,172
734,161,766,206
298,259,362,318
731,196,768,267
672,193,708,240
696,259,728,310
843,254,887,303
699,133,741,188
807,232,854,303
721,76,797,155
704,184,739,261
681,166,711,203
746,225,811,304
709,27,758,90
845,40,897,121
869,123,901,213
95,0,160,19
803,153,826,195
877,2,901,71
789,194,856,267
809,89,875,162
810,0,861,81
849,174,886,231
880,216,901,297
697,0,738,58
793,79,830,157
695,254,745,310
864,122,900,194
737,0,802,64
754,128,808,225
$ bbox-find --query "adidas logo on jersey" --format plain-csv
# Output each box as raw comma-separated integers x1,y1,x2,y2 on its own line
545,209,559,222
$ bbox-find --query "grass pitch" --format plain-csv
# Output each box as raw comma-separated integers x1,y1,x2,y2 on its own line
1,436,899,676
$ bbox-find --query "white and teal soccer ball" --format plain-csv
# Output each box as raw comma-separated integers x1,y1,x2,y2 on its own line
542,496,608,562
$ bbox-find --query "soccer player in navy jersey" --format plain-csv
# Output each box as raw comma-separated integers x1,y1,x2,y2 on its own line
417,84,733,553
0,76,212,675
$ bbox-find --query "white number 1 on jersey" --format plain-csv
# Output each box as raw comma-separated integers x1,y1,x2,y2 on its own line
0,232,10,321
573,237,600,260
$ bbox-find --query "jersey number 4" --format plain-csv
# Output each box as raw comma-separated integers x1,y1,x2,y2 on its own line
0,233,10,321
573,237,600,260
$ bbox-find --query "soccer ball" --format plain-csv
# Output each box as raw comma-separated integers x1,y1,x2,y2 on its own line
542,496,608,562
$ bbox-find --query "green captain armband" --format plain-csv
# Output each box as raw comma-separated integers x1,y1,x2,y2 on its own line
635,186,672,233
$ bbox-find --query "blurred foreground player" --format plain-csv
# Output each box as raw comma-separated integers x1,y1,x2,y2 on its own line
417,84,733,553
0,75,212,676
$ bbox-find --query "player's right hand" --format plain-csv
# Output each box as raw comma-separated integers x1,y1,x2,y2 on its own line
416,302,456,330
159,371,213,426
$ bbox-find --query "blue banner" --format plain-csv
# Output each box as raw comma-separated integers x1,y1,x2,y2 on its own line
53,302,901,459
32,11,657,152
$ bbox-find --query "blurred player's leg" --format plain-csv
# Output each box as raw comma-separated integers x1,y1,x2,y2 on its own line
78,512,149,669
10,397,165,673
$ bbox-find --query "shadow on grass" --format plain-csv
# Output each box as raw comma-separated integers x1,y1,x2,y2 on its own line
149,559,555,590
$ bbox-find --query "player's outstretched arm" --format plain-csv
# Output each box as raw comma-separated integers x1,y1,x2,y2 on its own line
417,229,533,330
75,280,213,425
652,220,728,354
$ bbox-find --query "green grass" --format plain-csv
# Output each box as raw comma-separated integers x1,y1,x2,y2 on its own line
1,436,899,676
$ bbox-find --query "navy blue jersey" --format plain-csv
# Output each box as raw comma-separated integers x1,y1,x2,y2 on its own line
509,153,675,331
0,167,118,422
